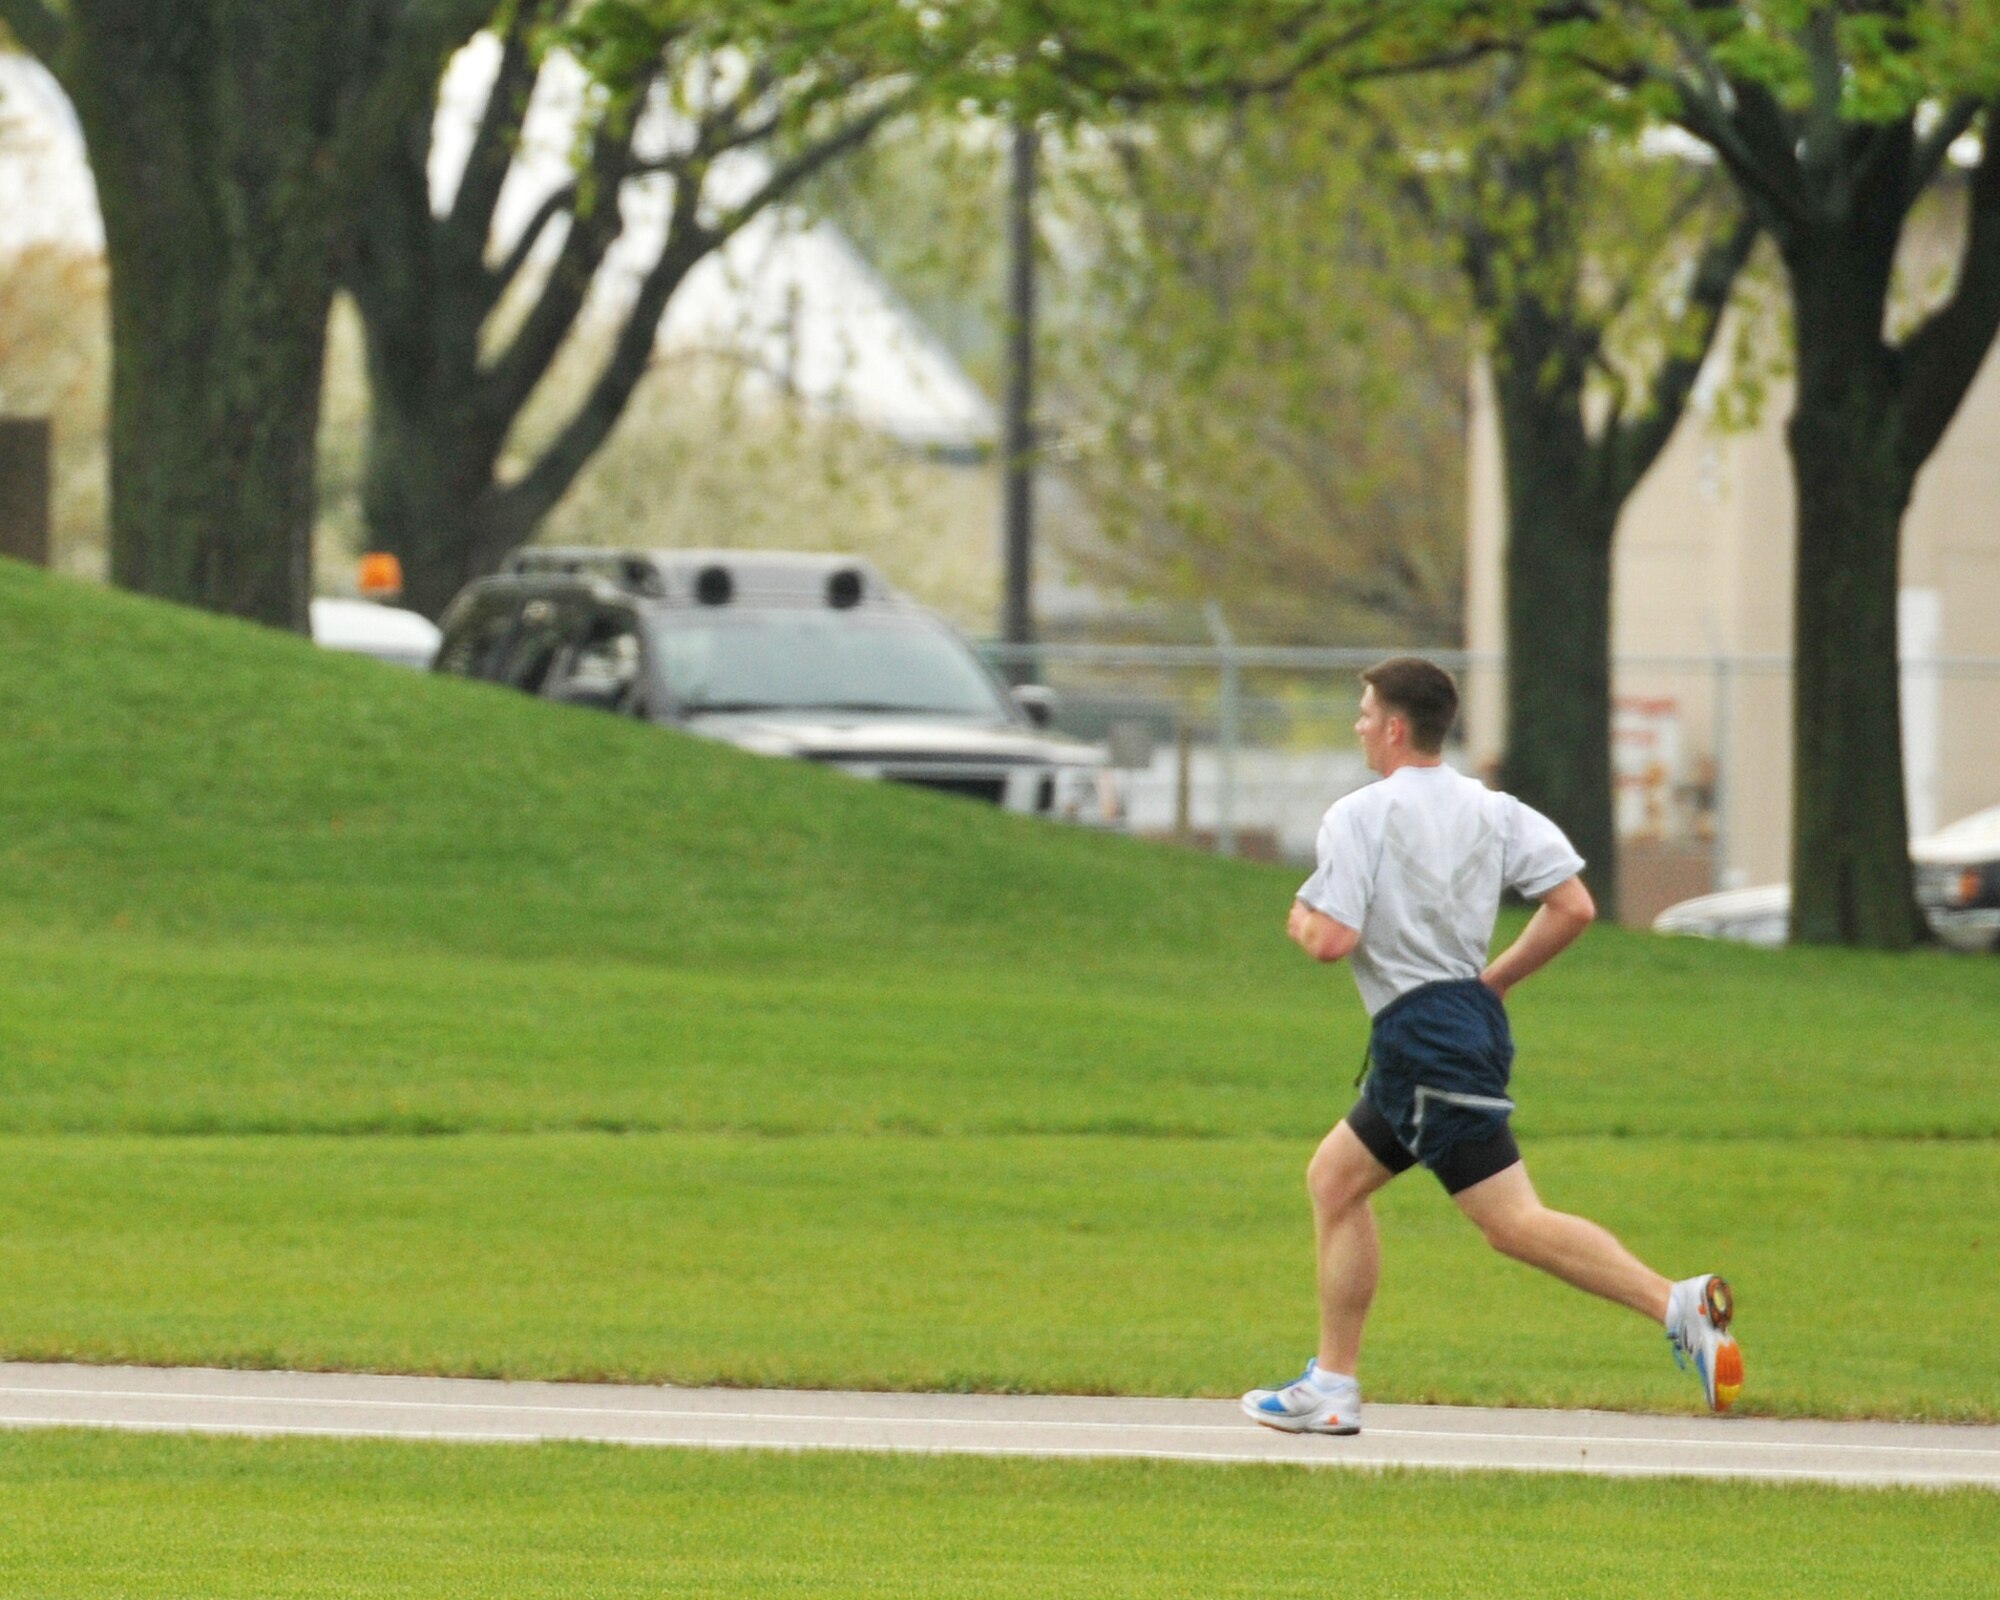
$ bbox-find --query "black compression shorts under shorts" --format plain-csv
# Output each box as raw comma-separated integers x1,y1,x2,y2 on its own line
1345,1093,1519,1195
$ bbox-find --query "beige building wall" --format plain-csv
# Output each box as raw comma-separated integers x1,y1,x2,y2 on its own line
1466,330,2000,894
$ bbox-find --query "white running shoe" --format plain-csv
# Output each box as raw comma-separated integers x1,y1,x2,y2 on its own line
1241,1360,1362,1435
1667,1274,1744,1412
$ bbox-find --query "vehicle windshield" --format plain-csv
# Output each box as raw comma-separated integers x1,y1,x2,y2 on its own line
651,610,1011,719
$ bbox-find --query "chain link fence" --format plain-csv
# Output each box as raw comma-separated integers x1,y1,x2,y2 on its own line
979,639,2000,924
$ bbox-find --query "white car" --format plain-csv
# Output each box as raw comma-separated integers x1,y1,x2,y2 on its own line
1653,805,2000,951
1912,804,2000,951
1650,882,1791,948
433,549,1120,825
310,597,441,670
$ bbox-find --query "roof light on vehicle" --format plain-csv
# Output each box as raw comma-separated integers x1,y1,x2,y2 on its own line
357,551,404,600
622,558,665,596
695,565,734,606
827,568,863,609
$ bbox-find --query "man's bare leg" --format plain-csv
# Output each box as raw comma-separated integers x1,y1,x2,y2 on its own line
1452,1160,1670,1321
1307,1122,1399,1374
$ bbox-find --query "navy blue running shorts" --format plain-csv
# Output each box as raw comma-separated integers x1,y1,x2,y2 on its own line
1344,978,1522,1196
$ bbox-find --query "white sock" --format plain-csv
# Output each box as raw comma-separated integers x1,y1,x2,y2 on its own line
1309,1362,1358,1392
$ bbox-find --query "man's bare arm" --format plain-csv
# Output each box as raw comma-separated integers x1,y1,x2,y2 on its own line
1288,898,1360,963
1481,875,1596,998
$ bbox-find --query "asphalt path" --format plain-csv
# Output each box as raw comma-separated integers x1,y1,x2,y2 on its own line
2,1363,1996,1489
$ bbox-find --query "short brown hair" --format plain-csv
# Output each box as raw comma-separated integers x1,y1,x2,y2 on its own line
1361,657,1458,753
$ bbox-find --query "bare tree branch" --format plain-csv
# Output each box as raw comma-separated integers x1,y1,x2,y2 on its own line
443,7,546,282
325,0,498,218
705,87,918,238
1344,85,1446,227
1545,3,1810,233
683,62,868,164
684,54,783,154
1795,2,1843,189
1899,103,2000,469
486,179,584,305
1899,97,1982,212
482,76,918,541
481,161,710,550
1646,0,1734,111
693,96,797,159
475,71,655,441
1607,205,1758,498
1847,115,1918,236
1661,73,1813,235
1586,168,1716,335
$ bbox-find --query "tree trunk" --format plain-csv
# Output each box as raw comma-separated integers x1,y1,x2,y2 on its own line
53,0,487,631
350,133,508,621
354,258,583,620
69,45,334,627
348,35,630,621
361,394,548,621
94,230,331,631
358,363,505,622
1781,242,1923,948
61,4,370,631
1491,340,1620,919
357,271,573,618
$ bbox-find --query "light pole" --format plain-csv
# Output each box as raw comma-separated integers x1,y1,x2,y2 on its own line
999,117,1037,674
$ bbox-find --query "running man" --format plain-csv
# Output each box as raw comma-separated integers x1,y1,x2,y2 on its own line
1243,657,1741,1436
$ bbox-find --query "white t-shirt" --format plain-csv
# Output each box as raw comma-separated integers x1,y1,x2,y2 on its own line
1296,764,1585,1016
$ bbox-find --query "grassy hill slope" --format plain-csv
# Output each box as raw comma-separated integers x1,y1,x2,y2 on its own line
0,561,1259,971
3,559,1995,1142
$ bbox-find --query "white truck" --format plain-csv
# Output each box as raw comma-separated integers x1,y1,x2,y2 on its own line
433,548,1120,826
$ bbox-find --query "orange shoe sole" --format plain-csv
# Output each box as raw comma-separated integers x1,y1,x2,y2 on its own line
1705,1277,1742,1411
1712,1338,1744,1411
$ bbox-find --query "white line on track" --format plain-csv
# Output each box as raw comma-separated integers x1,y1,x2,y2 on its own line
2,1365,1994,1489
0,1414,1986,1487
2,1384,1996,1461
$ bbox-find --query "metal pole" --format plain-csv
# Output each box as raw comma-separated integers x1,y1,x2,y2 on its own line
1174,721,1193,844
999,119,1037,672
1205,601,1238,857
1711,651,1732,889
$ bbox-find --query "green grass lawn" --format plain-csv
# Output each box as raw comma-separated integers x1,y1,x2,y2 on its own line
4,1431,1994,1599
4,918,1999,1141
0,1132,1992,1417
1,559,1997,1421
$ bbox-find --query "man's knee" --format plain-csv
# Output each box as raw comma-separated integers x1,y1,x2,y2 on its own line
1480,1216,1536,1264
1307,1139,1372,1215
1472,1184,1560,1264
1450,1154,1541,1257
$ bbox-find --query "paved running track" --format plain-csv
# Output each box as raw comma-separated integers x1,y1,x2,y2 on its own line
1,1363,1994,1489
